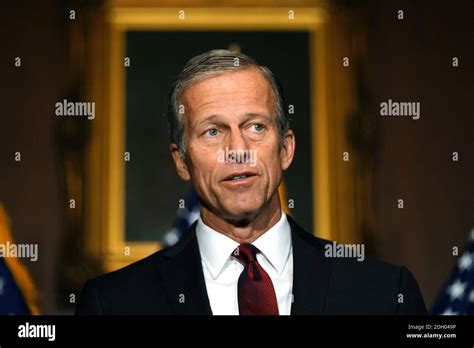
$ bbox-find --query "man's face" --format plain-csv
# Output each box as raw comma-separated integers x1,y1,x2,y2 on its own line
171,68,295,222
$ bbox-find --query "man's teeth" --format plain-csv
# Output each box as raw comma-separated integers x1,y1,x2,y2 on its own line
231,175,247,181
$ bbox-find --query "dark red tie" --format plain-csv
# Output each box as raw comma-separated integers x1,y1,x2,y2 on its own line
233,243,279,315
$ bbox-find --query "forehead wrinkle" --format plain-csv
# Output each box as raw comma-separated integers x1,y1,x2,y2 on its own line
186,68,272,99
181,69,276,129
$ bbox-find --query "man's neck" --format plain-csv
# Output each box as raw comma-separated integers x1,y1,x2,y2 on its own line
199,195,282,244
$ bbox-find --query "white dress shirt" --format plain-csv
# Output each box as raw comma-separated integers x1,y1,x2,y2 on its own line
195,212,293,315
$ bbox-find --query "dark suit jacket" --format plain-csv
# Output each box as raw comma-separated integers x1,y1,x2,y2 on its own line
75,216,426,315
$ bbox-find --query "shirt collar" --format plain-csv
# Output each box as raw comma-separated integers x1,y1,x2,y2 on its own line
195,212,291,279
252,212,291,275
196,218,240,280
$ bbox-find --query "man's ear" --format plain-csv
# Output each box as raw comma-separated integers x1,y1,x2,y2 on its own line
170,143,191,181
280,129,295,171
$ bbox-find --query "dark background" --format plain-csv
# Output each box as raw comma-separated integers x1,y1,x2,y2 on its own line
0,0,473,313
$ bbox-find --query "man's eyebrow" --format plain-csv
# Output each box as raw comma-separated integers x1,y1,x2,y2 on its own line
191,114,223,132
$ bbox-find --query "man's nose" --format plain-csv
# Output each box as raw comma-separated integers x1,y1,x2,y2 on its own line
226,128,250,163
227,127,250,149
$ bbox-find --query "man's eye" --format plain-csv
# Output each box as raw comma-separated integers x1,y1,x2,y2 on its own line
206,128,218,137
251,124,265,132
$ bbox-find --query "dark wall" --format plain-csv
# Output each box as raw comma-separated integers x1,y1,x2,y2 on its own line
367,0,474,307
0,0,67,313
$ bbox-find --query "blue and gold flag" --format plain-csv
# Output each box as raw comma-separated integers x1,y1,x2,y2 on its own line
0,203,39,315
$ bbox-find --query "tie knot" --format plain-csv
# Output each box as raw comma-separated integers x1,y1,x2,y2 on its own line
233,243,258,264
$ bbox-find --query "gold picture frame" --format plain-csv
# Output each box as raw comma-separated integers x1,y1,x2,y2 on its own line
85,5,361,272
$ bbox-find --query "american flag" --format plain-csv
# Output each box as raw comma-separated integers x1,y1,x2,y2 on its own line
0,203,38,315
0,258,31,314
161,189,200,248
431,228,474,315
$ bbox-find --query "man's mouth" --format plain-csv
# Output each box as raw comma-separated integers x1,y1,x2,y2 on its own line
222,172,257,182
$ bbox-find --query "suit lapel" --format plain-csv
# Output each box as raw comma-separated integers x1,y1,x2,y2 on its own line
158,223,212,315
289,216,332,315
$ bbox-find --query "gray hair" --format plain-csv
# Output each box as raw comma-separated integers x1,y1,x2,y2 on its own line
167,49,290,158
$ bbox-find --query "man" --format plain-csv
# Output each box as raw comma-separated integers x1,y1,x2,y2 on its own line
76,49,426,315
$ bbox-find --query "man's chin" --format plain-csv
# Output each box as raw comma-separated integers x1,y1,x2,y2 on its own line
218,207,261,226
